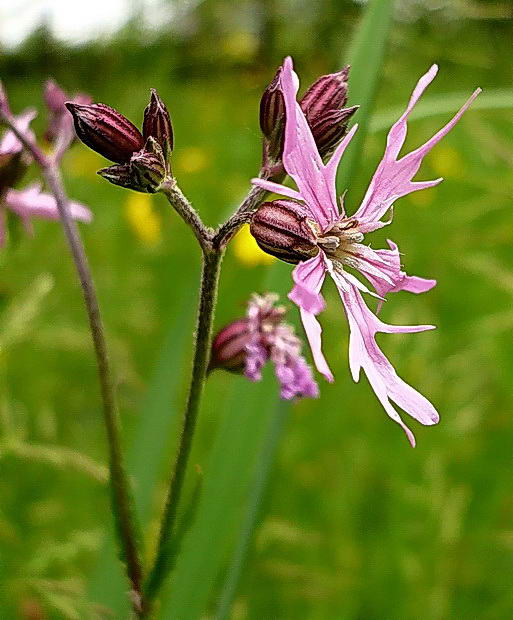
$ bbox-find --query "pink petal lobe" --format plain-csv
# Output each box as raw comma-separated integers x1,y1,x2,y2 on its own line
4,184,93,223
288,253,333,381
354,65,480,223
338,282,439,446
278,58,340,229
0,108,37,155
251,177,302,201
289,255,327,315
350,239,436,301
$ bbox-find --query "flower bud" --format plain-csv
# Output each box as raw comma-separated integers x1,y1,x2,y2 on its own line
260,67,285,139
65,102,144,164
97,163,140,191
209,318,250,373
130,146,166,193
143,89,173,162
309,105,358,157
300,66,350,120
250,200,319,264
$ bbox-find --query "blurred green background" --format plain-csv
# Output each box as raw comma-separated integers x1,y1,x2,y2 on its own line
1,0,513,618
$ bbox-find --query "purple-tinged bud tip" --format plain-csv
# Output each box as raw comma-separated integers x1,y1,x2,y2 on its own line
143,89,173,162
66,102,144,164
250,200,320,264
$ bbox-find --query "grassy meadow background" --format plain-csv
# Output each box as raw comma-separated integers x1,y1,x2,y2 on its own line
1,1,513,617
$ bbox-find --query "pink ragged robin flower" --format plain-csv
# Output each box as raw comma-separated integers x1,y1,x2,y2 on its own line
0,183,92,247
210,293,318,400
251,57,480,445
0,86,92,246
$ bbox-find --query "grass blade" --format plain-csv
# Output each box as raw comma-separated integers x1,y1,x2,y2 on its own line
159,369,281,619
215,400,289,619
338,0,394,194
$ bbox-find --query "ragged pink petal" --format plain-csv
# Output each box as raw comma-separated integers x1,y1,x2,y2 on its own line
354,65,481,224
0,108,37,156
4,184,93,223
339,282,439,446
350,240,436,301
251,177,302,202
277,57,342,230
289,254,327,315
287,253,333,381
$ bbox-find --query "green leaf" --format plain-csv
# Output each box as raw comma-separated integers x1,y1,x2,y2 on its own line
337,0,394,195
159,368,281,619
215,401,289,619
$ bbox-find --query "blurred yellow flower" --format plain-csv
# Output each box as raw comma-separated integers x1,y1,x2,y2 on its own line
124,193,162,247
431,145,465,179
222,31,259,61
233,224,275,266
175,146,209,174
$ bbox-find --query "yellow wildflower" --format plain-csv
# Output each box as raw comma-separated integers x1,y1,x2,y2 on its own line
124,193,162,247
233,224,275,266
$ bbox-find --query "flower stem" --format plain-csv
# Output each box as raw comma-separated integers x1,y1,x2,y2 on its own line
145,247,223,602
0,114,146,616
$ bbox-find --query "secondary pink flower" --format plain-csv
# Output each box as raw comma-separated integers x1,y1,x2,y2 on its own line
0,108,37,157
251,58,480,445
43,79,91,159
210,293,319,400
0,183,92,246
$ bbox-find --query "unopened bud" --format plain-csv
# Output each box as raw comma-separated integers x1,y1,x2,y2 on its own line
66,102,144,164
97,163,139,191
143,89,173,162
250,200,319,264
209,318,250,373
300,66,350,120
310,105,359,157
130,146,166,193
260,67,285,139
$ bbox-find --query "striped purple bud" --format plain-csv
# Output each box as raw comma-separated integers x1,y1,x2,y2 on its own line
250,200,319,264
65,102,144,164
209,318,251,373
260,67,285,139
130,143,166,193
98,138,166,193
309,105,359,156
143,89,173,162
300,66,350,119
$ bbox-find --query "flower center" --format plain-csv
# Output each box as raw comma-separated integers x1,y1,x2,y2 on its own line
315,217,364,259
